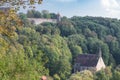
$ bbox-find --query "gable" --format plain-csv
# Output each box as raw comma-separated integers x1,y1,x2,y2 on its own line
96,57,106,71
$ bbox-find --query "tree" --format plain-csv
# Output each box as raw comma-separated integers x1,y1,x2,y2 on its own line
67,34,87,53
27,10,42,18
34,11,42,18
0,0,43,39
112,70,120,80
87,37,110,65
0,0,43,9
19,13,27,20
27,10,34,18
95,67,112,80
53,74,61,80
40,35,72,80
0,1,49,79
95,70,109,80
42,10,51,18
58,17,77,37
69,70,94,80
50,13,57,19
57,57,71,80
111,65,120,80
0,9,21,37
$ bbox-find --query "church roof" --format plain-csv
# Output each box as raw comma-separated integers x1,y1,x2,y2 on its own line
75,54,99,67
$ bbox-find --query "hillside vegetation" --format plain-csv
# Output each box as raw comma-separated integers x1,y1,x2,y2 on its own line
1,10,120,80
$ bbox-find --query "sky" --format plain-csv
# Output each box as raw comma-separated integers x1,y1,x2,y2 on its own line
19,0,120,18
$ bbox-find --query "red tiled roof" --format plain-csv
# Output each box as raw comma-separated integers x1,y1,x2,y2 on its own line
75,54,99,67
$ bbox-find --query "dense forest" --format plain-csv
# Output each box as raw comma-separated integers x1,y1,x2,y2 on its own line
1,9,120,80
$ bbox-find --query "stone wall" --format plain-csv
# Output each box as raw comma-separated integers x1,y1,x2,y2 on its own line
27,18,57,25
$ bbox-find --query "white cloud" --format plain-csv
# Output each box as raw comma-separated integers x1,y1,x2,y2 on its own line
55,0,77,2
101,0,119,8
101,0,120,18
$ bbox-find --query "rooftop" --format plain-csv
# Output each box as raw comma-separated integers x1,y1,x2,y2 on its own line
75,54,99,67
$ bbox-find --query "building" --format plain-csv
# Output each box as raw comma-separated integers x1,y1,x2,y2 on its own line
74,49,106,72
27,18,57,25
27,13,61,25
41,76,47,80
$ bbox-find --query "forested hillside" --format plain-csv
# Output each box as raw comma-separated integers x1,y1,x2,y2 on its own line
1,10,120,80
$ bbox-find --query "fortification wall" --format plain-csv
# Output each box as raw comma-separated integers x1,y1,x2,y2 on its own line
27,18,57,25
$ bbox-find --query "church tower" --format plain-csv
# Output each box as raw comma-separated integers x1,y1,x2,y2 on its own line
57,13,61,23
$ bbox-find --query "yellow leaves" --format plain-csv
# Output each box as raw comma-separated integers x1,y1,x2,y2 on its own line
0,26,4,34
29,0,43,5
0,9,22,37
38,0,43,4
30,0,35,5
0,37,9,57
0,9,21,57
0,0,43,9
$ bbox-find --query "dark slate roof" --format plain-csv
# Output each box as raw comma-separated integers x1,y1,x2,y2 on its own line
75,54,99,67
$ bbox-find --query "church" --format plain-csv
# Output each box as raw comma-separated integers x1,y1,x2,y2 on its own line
74,49,106,72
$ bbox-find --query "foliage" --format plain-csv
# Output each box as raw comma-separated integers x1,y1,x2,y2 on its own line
2,8,120,79
69,70,94,80
15,11,120,80
95,67,112,80
0,0,43,10
27,10,58,19
0,9,21,37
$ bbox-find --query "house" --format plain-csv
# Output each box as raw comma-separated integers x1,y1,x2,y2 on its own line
41,76,47,80
74,49,106,72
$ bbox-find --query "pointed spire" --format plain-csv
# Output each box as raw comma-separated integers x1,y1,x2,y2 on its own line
99,48,102,57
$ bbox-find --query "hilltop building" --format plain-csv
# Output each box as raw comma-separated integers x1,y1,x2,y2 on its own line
28,13,61,25
74,49,106,72
27,18,57,25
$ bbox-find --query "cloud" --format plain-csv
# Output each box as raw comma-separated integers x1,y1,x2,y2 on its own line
54,0,77,2
101,0,120,18
101,0,119,8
